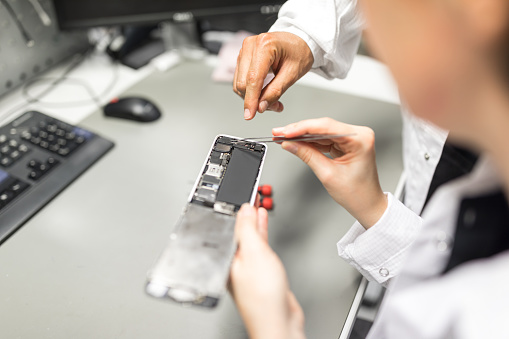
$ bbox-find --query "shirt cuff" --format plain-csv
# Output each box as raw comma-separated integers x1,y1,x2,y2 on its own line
337,193,423,285
268,22,326,70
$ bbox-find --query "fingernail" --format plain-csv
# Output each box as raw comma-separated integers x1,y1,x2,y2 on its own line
272,127,285,135
282,141,299,154
239,203,255,216
259,101,268,113
244,109,251,120
268,102,282,112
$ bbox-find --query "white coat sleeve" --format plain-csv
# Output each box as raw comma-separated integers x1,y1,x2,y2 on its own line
380,250,509,339
337,193,423,285
269,0,364,79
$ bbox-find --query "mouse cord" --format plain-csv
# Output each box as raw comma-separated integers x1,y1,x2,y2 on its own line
20,51,120,109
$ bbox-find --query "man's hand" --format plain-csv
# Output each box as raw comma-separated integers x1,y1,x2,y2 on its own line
230,204,305,339
233,32,314,120
273,118,388,229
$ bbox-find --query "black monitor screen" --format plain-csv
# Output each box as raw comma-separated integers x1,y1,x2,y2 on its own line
53,0,284,29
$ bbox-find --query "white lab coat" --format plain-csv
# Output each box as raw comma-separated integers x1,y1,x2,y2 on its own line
270,1,509,338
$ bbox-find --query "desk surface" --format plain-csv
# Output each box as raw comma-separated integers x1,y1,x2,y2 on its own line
0,60,402,339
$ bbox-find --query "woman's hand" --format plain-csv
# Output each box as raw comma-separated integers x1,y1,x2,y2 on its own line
230,204,305,339
274,118,388,229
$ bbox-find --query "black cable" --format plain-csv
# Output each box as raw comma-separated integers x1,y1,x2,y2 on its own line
0,0,34,47
21,58,120,109
2,47,110,119
2,25,121,118
21,49,92,104
1,49,91,118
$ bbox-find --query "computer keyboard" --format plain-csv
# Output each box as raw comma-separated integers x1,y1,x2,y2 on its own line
0,111,114,243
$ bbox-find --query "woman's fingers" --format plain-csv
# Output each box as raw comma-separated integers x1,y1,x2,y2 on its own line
273,117,355,139
281,141,335,181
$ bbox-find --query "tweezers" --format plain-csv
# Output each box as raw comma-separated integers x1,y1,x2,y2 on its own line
236,133,356,143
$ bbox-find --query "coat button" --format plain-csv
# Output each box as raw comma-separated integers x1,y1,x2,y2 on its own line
379,267,389,277
435,231,450,251
437,241,448,252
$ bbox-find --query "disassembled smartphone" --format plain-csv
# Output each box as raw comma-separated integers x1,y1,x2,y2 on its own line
146,135,267,308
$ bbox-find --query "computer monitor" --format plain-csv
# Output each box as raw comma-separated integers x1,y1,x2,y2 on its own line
53,0,284,29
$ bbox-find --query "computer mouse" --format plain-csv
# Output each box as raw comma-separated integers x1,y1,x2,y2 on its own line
103,97,162,123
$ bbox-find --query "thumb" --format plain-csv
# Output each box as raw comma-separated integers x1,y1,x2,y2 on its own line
257,207,269,244
235,204,262,250
282,141,333,180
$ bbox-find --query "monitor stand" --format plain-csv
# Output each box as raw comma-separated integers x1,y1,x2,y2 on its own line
161,21,207,59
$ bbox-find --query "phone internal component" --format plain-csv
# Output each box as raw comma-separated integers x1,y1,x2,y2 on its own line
210,151,222,165
201,174,221,187
213,202,236,216
216,136,233,144
194,187,216,205
205,163,223,178
214,143,232,153
216,147,264,206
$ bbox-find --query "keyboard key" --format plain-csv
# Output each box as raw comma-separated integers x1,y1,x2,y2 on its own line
73,127,92,140
0,145,10,154
28,170,42,181
20,131,31,140
28,159,41,168
18,144,29,153
10,180,29,194
10,150,20,160
47,157,58,166
30,137,41,145
0,170,10,183
57,122,71,131
0,157,13,167
0,191,14,204
49,144,60,152
0,135,7,143
46,124,57,133
58,148,70,156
